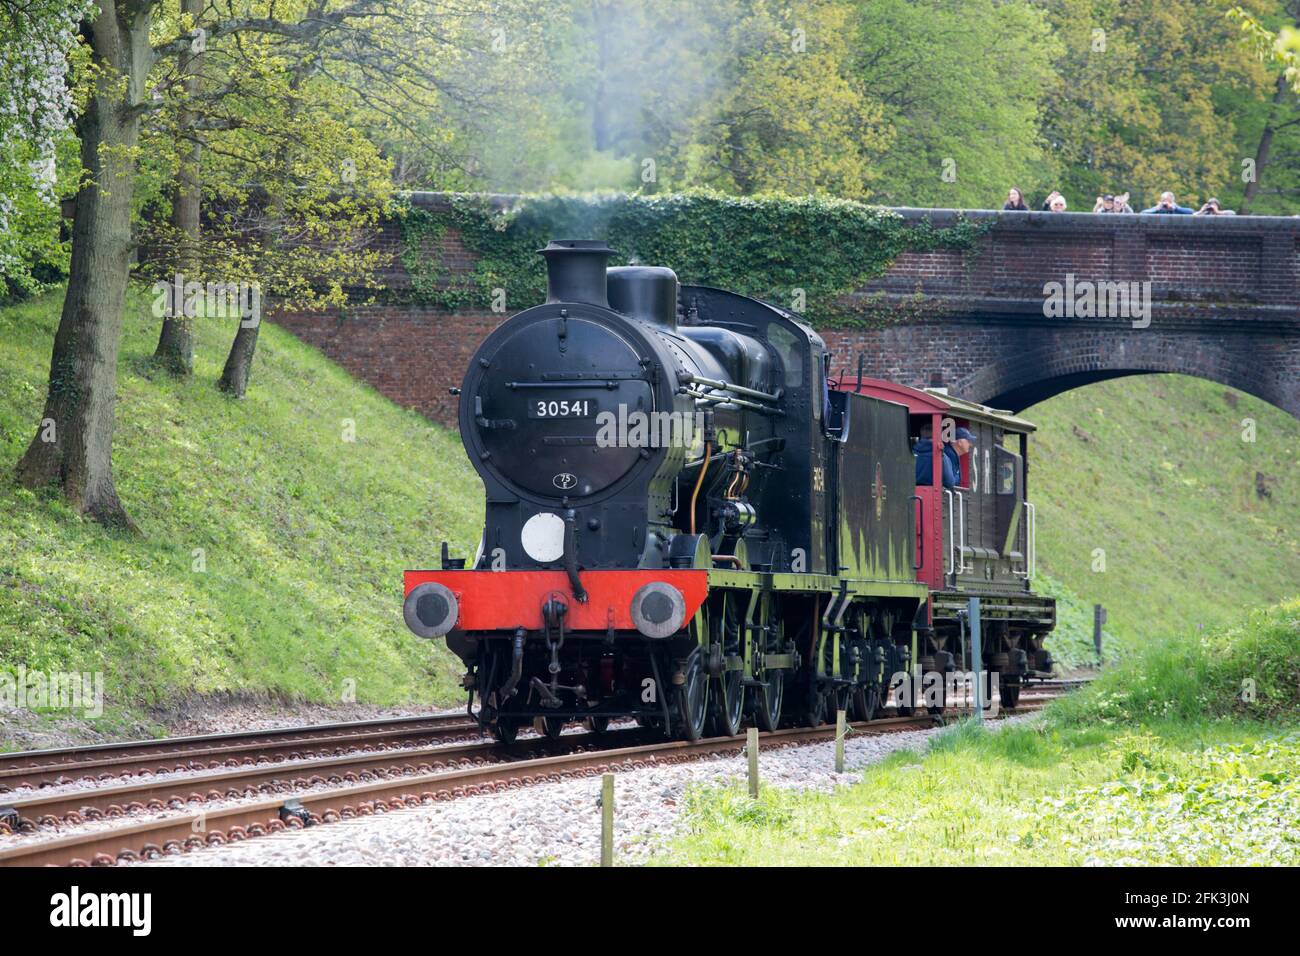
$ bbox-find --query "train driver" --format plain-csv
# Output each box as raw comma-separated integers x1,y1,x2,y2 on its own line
914,425,976,487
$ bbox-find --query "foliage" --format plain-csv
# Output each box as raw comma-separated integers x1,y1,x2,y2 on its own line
658,717,1300,866
1053,598,1300,723
656,0,891,198
0,0,90,295
132,1,413,310
399,191,991,325
1039,0,1275,207
1038,732,1300,865
851,0,1061,208
0,287,482,727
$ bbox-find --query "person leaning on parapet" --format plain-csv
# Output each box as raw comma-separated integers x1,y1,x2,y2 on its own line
1003,187,1030,210
1194,198,1236,216
1047,194,1068,212
1041,190,1062,211
1094,192,1134,213
1142,191,1193,214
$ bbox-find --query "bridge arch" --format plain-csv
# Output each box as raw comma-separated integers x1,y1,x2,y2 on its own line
952,329,1299,417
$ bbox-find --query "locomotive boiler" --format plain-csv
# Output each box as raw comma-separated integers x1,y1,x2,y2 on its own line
404,239,930,742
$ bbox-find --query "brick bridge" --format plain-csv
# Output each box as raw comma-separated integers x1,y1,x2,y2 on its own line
273,196,1300,425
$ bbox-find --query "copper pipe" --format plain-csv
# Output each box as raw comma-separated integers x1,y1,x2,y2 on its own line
689,441,712,535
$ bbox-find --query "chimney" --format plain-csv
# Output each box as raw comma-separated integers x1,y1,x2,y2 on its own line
539,240,614,308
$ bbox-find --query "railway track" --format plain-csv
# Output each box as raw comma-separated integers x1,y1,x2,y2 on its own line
0,712,481,791
0,689,1070,868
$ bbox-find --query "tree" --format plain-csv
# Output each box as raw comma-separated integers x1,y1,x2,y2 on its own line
850,0,1060,208
1040,0,1271,206
661,0,891,198
1228,2,1300,213
15,0,156,527
14,0,498,525
150,0,204,375
0,0,88,296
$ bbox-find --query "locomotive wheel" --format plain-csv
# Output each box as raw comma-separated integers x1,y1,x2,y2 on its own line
676,645,709,741
926,687,946,717
999,676,1021,709
850,685,879,722
804,671,828,728
830,686,850,721
710,666,744,737
754,670,785,732
492,717,521,745
539,716,566,740
752,595,785,733
709,591,745,737
584,716,611,734
925,671,947,716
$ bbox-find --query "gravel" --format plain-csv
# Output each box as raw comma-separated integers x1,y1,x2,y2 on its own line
139,714,1038,867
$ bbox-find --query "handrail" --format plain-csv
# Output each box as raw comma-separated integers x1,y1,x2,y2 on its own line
943,489,955,576
909,494,923,571
1026,502,1036,579
956,490,971,573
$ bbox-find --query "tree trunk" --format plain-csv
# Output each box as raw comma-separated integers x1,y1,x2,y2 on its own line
216,13,324,398
1240,73,1290,214
153,0,204,374
217,321,260,398
17,3,152,528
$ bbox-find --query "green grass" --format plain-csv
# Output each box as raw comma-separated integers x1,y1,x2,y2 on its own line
0,287,484,732
1026,374,1300,649
660,719,1300,866
659,599,1300,866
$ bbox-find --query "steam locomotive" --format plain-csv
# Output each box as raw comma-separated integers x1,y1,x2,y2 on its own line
403,239,1056,742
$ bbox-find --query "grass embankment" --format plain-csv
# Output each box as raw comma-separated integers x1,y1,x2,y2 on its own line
660,599,1300,866
1026,374,1299,652
0,288,483,737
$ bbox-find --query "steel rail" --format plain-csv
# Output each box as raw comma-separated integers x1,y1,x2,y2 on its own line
1,732,634,826
0,714,480,791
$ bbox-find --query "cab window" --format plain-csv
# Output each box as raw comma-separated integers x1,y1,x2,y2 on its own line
767,324,803,388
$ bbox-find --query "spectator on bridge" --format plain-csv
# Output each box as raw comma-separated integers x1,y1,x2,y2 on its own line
1194,198,1236,216
1048,194,1068,212
1142,191,1193,214
1041,190,1063,211
1094,193,1134,214
1003,187,1030,211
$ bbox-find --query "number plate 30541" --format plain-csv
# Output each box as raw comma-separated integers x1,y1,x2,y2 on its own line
528,398,596,419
